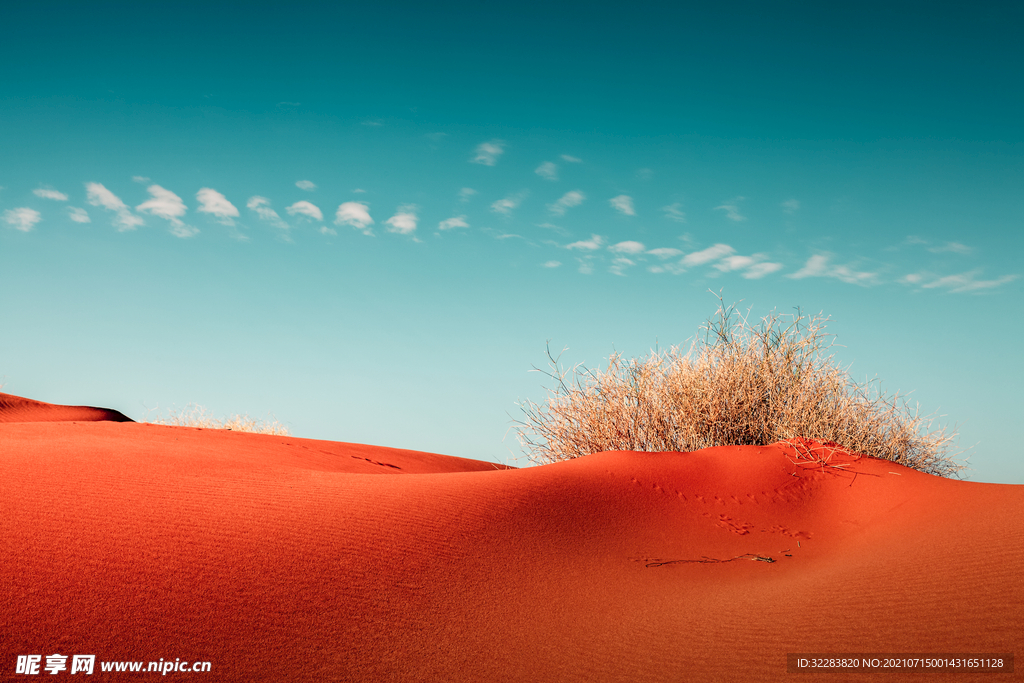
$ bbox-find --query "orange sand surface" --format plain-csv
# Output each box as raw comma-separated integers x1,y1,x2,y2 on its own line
1,393,1021,681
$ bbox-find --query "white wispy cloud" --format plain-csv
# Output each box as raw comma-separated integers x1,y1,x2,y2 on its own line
566,234,605,251
714,255,759,272
353,188,367,194
33,188,68,201
743,262,784,279
609,240,646,255
713,254,784,279
385,205,418,235
196,188,239,225
542,260,562,268
295,180,317,191
439,215,469,230
170,225,199,238
560,154,582,163
548,190,585,216
491,192,526,216
471,140,505,166
67,207,91,223
920,270,1018,293
781,199,800,214
85,182,144,231
247,196,289,230
132,176,150,183
535,161,558,181
715,197,747,222
662,203,686,223
609,195,635,216
3,208,41,232
459,187,477,202
286,200,324,221
788,254,876,285
928,241,972,255
900,273,925,285
682,244,735,267
610,257,637,276
137,185,195,237
647,247,682,259
636,168,654,180
335,201,374,235
788,255,830,278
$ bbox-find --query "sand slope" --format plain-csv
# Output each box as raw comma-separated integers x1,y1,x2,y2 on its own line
1,394,1020,681
0,391,132,423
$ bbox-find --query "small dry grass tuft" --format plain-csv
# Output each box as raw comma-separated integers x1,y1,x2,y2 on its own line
152,403,289,436
514,296,964,477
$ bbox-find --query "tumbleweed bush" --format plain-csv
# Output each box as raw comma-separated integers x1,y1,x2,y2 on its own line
152,403,289,436
515,300,963,477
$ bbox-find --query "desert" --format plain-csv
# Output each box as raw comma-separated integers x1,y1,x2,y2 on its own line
2,390,1020,681
3,3,1021,680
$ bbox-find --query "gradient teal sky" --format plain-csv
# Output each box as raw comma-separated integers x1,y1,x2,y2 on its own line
2,1,1021,482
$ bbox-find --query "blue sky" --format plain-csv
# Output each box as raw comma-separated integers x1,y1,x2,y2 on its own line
2,1,1022,482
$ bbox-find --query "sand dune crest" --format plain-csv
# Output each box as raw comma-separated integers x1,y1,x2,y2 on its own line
0,391,133,423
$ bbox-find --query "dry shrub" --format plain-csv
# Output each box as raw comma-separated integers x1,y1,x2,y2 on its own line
152,403,289,436
515,298,963,477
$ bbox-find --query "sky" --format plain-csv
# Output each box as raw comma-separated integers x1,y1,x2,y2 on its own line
1,1,1022,483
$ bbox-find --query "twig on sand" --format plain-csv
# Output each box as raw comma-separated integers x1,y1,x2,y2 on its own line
646,554,776,568
785,440,853,474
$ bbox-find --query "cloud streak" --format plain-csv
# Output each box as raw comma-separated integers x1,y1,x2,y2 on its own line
196,188,239,225
4,208,41,232
33,188,68,201
286,200,324,221
566,234,604,251
548,190,585,216
920,270,1018,293
928,241,972,255
385,205,418,235
662,203,686,223
713,254,783,279
609,195,634,216
491,192,526,216
137,185,195,236
247,196,289,230
647,247,682,259
68,207,91,223
714,197,746,222
608,240,645,255
682,244,735,267
535,162,558,181
439,215,469,230
471,140,505,166
86,182,144,231
788,254,876,285
336,202,374,235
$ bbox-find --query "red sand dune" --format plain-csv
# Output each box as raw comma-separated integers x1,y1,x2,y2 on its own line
1,393,1021,681
0,391,132,424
